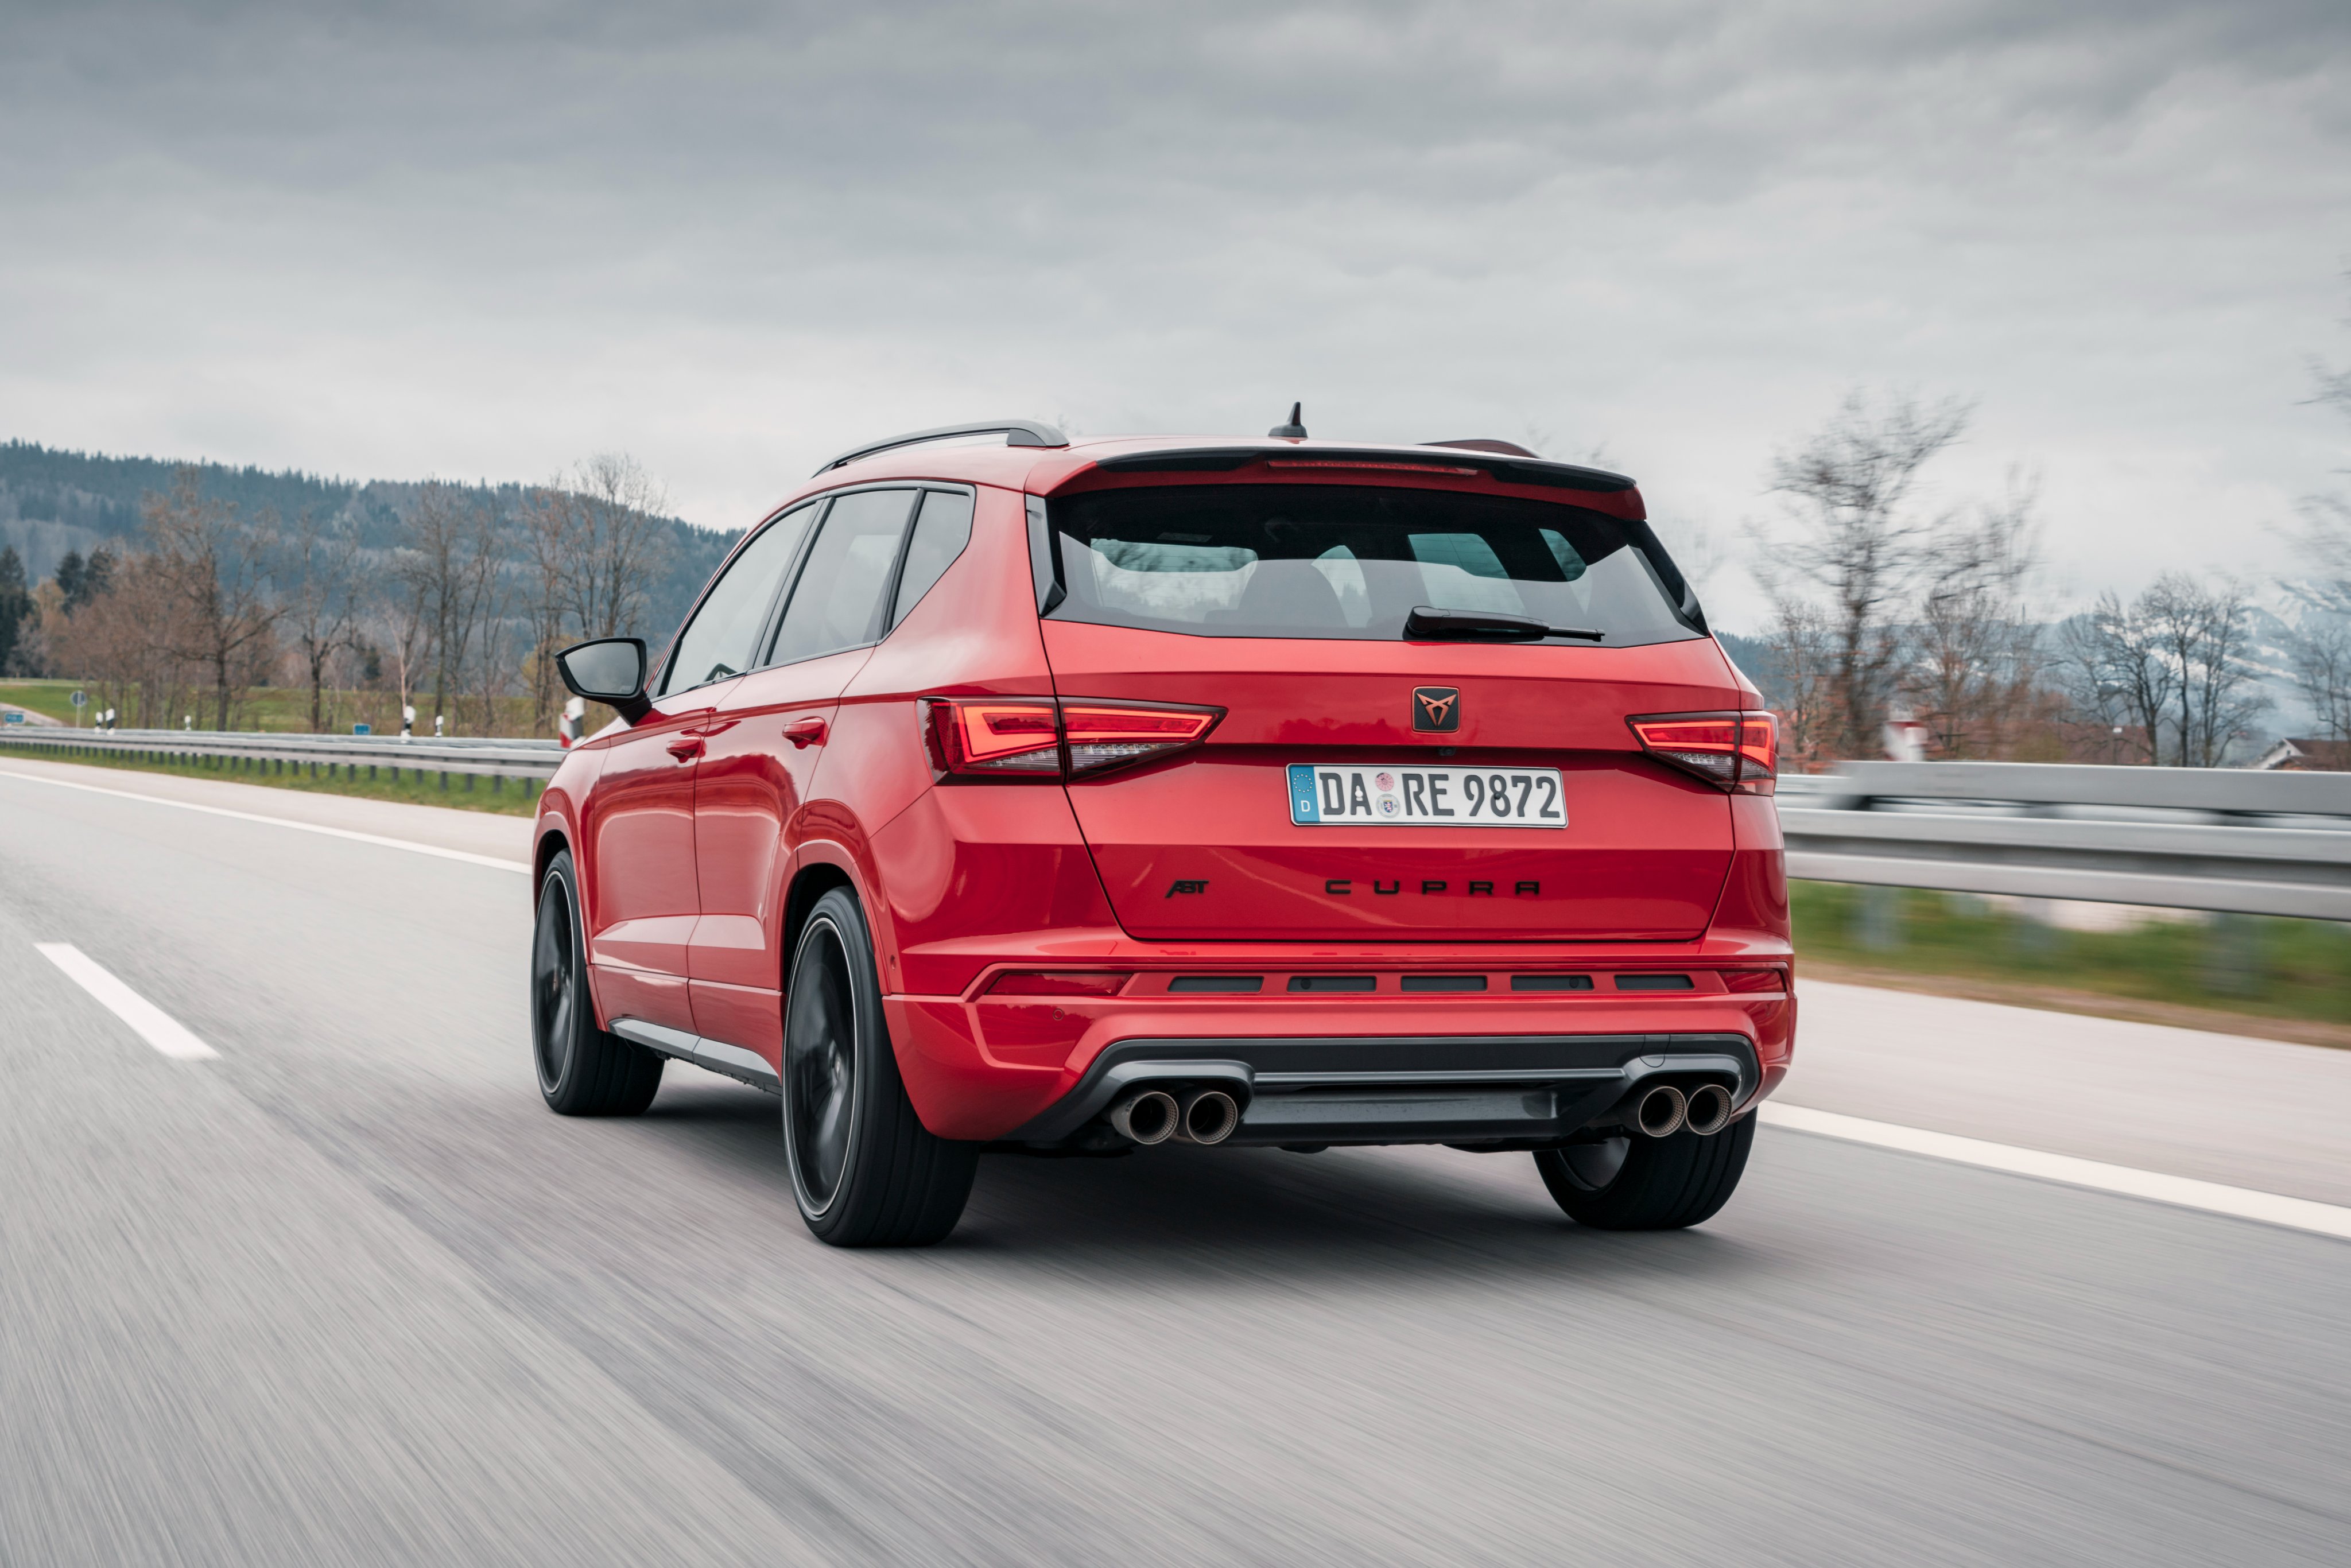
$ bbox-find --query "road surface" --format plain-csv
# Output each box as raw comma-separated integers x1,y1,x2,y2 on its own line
2,760,2345,1566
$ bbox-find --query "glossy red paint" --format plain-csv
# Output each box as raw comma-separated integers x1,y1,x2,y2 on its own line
534,433,1796,1142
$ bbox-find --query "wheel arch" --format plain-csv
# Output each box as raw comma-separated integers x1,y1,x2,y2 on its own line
782,859,860,987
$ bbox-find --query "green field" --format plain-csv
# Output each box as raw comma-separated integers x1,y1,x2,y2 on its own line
0,678,547,736
1790,880,2351,1030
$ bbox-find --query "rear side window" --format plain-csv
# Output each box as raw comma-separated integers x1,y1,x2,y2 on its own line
891,490,975,628
767,488,918,665
1041,484,1702,645
662,502,816,693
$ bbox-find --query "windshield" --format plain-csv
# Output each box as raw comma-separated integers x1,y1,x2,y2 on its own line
1041,484,1703,645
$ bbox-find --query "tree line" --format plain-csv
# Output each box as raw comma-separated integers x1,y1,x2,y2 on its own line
1743,349,2349,767
0,453,680,737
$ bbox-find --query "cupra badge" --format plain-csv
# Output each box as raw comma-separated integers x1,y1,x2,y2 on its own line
1412,686,1460,732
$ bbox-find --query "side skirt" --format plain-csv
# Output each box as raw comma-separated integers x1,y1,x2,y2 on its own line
610,1017,782,1095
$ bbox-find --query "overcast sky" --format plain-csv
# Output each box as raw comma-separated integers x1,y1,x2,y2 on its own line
3,0,2348,627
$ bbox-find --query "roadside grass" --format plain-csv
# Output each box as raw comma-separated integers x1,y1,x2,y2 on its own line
1792,881,2351,1034
0,741,540,817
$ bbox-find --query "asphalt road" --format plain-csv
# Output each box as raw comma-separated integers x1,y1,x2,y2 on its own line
2,767,2346,1566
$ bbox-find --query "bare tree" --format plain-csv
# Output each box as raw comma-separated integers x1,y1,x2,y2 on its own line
2064,573,2267,766
2063,591,2175,764
143,469,283,731
1751,390,1973,758
397,483,510,734
533,452,674,642
282,511,367,733
372,562,434,736
1755,595,1839,766
1906,474,2043,758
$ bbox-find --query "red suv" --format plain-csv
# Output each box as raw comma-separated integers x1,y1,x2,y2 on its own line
532,417,1793,1247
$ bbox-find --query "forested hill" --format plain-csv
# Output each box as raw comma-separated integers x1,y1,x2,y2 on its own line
0,440,740,641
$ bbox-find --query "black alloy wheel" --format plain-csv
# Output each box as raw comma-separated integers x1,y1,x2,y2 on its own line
1534,1112,1756,1230
784,917,860,1214
781,887,977,1247
531,850,664,1116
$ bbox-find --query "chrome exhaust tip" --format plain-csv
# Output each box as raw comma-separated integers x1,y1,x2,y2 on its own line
1634,1084,1687,1138
1174,1088,1241,1146
1109,1089,1179,1146
1683,1083,1735,1138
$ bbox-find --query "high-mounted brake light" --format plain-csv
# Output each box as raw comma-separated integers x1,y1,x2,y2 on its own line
921,697,1223,781
1627,711,1778,795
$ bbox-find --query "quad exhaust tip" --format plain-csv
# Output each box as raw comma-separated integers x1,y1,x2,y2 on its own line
1683,1082,1735,1138
1174,1088,1241,1146
1109,1089,1179,1146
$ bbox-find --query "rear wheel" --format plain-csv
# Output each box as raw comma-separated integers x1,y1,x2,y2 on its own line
532,851,664,1116
782,888,977,1247
1534,1112,1755,1230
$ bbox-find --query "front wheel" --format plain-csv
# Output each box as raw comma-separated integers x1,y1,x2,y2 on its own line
1534,1113,1755,1230
782,888,977,1247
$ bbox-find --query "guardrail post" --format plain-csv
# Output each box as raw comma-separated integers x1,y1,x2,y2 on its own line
2200,915,2264,998
1855,884,1903,952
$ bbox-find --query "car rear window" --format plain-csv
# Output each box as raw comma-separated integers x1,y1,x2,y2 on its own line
1041,484,1703,645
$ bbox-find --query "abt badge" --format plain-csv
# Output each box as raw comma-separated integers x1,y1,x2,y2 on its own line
1165,879,1208,898
1412,686,1460,732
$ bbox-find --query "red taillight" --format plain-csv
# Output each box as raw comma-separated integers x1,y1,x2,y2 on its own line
985,971,1133,996
926,698,1062,774
1627,710,1778,795
921,697,1222,780
1061,703,1220,774
1717,967,1789,993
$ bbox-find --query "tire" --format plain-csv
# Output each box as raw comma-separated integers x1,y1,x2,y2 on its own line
532,851,664,1116
782,887,978,1247
1534,1111,1756,1231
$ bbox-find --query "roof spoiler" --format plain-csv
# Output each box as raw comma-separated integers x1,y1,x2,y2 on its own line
1084,444,1637,493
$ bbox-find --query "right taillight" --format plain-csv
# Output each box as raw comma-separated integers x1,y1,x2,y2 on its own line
1627,710,1777,795
921,697,1223,780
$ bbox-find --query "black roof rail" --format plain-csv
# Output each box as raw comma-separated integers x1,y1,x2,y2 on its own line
814,418,1068,476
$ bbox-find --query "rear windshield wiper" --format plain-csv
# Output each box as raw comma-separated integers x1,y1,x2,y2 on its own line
1403,606,1605,643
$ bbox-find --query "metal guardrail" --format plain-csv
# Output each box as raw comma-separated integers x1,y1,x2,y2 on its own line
1779,762,2351,921
0,726,564,781
7,731,2344,919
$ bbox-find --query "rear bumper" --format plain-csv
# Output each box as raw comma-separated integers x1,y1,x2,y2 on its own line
1007,1031,1759,1148
883,987,1793,1143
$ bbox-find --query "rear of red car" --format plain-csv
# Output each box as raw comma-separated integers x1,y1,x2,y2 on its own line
876,440,1792,1185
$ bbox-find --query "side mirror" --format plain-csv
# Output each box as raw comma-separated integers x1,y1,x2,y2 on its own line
555,637,652,726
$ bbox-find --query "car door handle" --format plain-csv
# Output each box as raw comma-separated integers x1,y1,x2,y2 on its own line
783,717,828,750
666,737,705,762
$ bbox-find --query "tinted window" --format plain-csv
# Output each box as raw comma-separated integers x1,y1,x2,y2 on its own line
662,504,816,693
891,490,975,629
1043,484,1701,646
767,488,917,665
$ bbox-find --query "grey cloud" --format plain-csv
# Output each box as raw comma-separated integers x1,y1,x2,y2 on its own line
2,1,2348,624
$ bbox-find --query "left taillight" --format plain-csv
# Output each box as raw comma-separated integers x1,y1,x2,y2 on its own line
1627,710,1778,795
921,697,1223,781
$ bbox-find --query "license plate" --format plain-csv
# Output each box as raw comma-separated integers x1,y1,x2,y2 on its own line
1286,764,1568,828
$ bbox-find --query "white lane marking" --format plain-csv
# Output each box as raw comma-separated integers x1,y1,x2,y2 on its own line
0,767,530,873
1762,1103,2351,1242
37,944,220,1060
